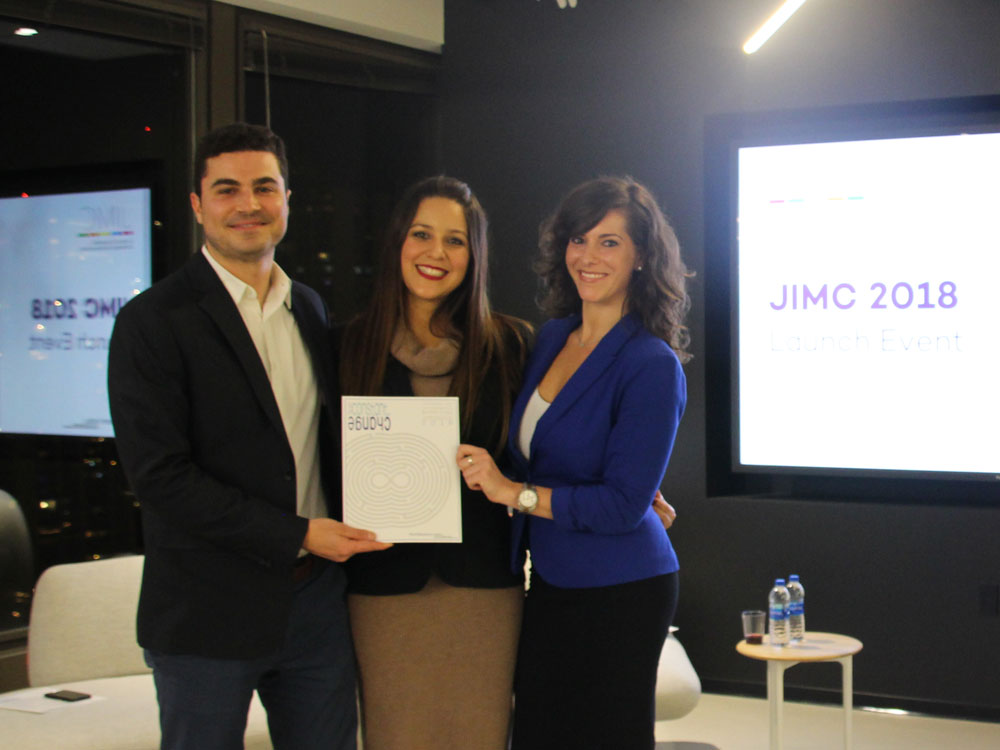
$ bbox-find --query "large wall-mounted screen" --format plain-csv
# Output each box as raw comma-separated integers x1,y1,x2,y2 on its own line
705,96,1000,496
735,132,1000,479
0,187,153,438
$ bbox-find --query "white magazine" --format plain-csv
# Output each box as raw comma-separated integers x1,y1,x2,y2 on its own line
341,396,462,543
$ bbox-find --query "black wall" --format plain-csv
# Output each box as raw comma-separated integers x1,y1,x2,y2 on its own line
440,0,1000,716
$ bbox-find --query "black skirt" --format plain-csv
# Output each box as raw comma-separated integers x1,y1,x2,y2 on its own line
511,569,679,750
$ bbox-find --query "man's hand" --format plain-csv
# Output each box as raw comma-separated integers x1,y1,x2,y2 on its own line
303,518,392,562
652,490,677,530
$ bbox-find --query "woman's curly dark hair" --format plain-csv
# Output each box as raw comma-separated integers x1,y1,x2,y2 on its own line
534,176,692,362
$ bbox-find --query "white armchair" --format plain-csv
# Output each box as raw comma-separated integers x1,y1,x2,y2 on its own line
0,555,271,749
656,627,701,721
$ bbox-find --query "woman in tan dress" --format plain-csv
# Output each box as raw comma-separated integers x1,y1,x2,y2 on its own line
336,175,532,750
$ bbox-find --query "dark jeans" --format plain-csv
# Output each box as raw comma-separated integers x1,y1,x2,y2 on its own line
146,560,357,750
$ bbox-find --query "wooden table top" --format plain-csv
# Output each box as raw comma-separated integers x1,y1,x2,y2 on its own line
736,631,863,662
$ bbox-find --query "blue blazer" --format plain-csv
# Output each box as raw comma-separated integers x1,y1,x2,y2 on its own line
509,313,686,588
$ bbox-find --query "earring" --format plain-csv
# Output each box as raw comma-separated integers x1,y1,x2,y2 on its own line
636,265,643,271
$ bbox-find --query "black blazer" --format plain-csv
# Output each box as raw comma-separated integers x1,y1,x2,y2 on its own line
338,324,528,595
108,251,340,659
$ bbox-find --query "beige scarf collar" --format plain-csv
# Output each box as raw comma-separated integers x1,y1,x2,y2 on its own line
390,326,460,397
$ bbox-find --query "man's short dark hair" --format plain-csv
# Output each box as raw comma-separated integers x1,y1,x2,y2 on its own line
192,123,289,195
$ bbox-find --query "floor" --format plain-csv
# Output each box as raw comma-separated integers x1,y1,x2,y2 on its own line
654,693,1000,750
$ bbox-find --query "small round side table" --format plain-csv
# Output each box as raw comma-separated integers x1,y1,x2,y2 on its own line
736,631,863,750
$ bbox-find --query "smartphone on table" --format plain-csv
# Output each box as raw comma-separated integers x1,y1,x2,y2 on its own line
44,689,91,702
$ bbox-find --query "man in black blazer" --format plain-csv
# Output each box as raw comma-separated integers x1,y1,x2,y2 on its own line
108,123,389,750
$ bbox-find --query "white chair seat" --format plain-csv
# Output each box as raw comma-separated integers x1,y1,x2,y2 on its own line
0,556,272,748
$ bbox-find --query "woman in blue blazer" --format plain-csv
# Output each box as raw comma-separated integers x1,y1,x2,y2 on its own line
458,176,691,749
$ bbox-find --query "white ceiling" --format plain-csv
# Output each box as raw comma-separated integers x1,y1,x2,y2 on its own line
220,0,444,52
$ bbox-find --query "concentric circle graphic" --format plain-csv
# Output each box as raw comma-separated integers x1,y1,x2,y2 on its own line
344,433,452,527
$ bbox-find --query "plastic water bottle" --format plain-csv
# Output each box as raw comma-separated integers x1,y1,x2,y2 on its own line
768,578,790,646
787,574,805,643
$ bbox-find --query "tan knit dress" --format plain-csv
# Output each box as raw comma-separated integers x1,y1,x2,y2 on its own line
348,329,523,750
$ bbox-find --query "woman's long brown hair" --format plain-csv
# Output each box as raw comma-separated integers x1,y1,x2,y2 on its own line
339,176,529,454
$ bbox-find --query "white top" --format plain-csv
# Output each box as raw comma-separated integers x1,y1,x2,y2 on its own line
202,247,325,522
518,388,551,459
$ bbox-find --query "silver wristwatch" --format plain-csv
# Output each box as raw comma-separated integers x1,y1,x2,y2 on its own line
516,482,539,514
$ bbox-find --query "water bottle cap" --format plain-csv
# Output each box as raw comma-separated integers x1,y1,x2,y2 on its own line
775,578,785,585
789,574,799,581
